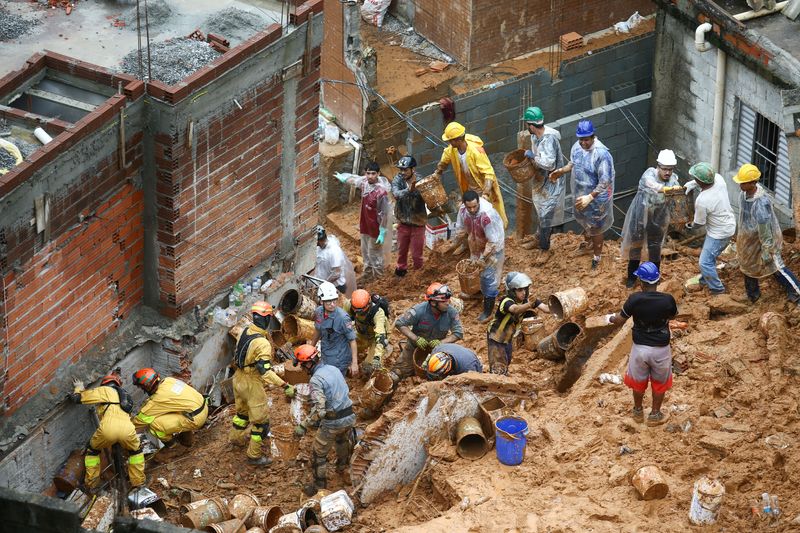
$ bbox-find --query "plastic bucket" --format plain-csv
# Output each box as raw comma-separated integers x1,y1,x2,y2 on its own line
281,316,315,343
495,416,528,466
548,287,588,320
521,317,544,351
246,506,283,530
181,497,231,529
536,322,582,360
503,149,539,183
270,424,300,461
279,289,316,320
456,417,488,459
688,477,725,525
456,259,482,296
412,346,431,378
631,465,669,500
360,369,394,410
204,518,246,533
229,493,260,520
416,174,448,210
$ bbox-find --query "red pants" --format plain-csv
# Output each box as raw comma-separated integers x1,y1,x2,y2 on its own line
396,224,425,270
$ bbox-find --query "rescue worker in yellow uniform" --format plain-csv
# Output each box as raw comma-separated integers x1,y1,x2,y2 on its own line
68,370,144,490
131,368,208,453
433,121,508,227
231,301,296,466
342,289,391,376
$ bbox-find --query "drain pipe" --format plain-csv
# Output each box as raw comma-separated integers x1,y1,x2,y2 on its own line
734,1,789,21
695,23,726,171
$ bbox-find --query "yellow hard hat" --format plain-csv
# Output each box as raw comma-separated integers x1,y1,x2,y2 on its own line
733,163,761,184
442,122,466,141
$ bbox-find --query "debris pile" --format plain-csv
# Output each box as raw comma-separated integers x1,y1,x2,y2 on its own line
0,148,17,172
118,38,221,85
381,14,453,63
120,0,173,31
202,7,268,45
0,5,41,41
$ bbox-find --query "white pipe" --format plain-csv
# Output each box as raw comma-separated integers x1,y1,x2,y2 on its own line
734,1,788,21
695,22,713,52
33,127,53,145
711,49,726,171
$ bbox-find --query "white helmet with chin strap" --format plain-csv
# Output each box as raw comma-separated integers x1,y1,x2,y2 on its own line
317,281,339,301
505,272,532,290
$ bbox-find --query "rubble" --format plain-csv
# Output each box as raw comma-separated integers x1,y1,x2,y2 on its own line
118,38,221,85
381,14,453,63
120,0,173,30
202,7,268,45
0,5,41,41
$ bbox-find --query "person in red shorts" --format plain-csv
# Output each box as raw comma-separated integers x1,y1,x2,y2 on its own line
607,262,677,426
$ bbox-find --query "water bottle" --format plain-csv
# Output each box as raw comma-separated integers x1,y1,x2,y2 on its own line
761,493,771,516
770,494,780,517
232,283,244,307
243,283,251,296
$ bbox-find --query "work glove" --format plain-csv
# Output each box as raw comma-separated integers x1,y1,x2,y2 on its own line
66,392,82,404
684,181,699,195
376,227,386,245
661,186,683,194
415,337,429,350
524,149,535,159
284,383,296,398
293,424,307,439
371,355,382,371
333,172,348,183
575,194,594,211
72,378,85,393
428,339,441,349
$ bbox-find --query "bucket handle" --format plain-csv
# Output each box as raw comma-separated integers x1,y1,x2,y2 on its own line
495,417,529,441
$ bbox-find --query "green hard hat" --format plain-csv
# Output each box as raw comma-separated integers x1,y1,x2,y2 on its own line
688,162,715,184
523,106,544,124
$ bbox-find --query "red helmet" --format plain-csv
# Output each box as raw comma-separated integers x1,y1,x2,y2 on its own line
294,344,319,363
425,283,452,302
132,368,159,393
351,289,371,313
251,301,273,317
101,373,122,387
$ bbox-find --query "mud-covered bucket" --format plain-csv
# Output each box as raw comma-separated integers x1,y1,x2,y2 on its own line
204,518,246,533
229,493,260,520
495,416,528,466
456,417,488,459
279,289,316,320
416,174,448,210
503,149,539,183
548,287,588,320
270,424,300,461
521,317,544,351
361,369,394,410
281,316,315,343
536,322,582,360
688,477,725,525
456,259,482,296
631,465,669,500
412,346,432,378
53,449,85,493
181,497,231,529
246,506,283,530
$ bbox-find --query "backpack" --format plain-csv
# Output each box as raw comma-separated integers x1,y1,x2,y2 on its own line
367,294,390,322
110,384,134,414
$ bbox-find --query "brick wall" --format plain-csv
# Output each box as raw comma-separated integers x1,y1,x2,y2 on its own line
294,46,323,240
411,0,653,69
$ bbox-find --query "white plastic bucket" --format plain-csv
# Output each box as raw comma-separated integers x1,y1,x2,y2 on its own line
688,477,725,525
320,490,354,532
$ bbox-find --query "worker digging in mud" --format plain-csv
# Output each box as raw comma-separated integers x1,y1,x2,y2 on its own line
683,162,737,295
433,121,508,228
390,282,464,385
520,107,566,263
392,155,428,277
230,301,296,466
448,190,506,324
131,367,208,460
620,149,682,288
341,289,392,376
607,262,678,426
731,163,800,305
550,119,615,270
334,162,392,281
292,344,356,497
67,369,144,492
315,226,355,296
311,281,358,378
486,272,550,375
423,343,482,380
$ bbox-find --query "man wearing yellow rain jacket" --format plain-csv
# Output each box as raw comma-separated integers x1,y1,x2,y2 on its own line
433,121,508,228
230,301,296,466
68,370,144,490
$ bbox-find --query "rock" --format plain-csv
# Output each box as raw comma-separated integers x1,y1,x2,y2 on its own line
698,430,743,458
608,465,629,486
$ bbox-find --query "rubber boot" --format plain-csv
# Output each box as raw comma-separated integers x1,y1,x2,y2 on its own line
176,431,194,447
478,297,496,324
626,260,639,288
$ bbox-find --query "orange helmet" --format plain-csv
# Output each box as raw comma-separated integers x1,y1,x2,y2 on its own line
425,283,452,302
251,301,273,317
351,289,371,313
132,368,159,393
294,344,319,363
426,352,453,380
101,373,122,387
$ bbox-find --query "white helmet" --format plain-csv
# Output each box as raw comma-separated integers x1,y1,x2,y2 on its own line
317,281,339,302
505,272,532,290
656,149,677,167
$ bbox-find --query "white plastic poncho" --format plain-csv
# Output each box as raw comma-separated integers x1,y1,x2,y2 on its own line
736,184,784,279
569,138,615,236
620,167,680,261
454,197,505,256
340,173,395,269
530,127,566,228
315,234,356,297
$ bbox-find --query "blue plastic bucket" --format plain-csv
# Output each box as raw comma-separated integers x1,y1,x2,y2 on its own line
495,416,528,466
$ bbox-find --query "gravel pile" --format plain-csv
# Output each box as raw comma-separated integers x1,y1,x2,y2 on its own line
120,0,173,30
0,5,41,41
118,38,221,85
203,7,267,44
0,148,17,172
382,14,452,63
13,139,40,160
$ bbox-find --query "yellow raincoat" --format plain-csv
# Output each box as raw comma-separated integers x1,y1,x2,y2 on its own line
437,134,508,227
133,377,208,444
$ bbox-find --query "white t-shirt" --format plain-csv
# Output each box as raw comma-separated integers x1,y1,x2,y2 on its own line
458,151,472,179
315,236,347,287
693,174,736,239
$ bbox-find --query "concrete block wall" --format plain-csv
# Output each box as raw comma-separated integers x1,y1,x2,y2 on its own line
321,0,364,135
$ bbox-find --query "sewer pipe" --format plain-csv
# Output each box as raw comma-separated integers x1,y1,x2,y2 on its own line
695,23,726,171
733,1,789,21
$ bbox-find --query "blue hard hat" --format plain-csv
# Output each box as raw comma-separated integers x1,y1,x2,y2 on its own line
633,262,660,284
576,119,595,138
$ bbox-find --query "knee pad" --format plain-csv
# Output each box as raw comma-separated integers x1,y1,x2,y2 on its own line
232,414,249,429
251,422,269,439
86,446,101,456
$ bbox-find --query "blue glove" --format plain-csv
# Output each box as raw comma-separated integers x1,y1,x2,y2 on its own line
376,227,386,245
524,149,534,159
333,172,348,183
